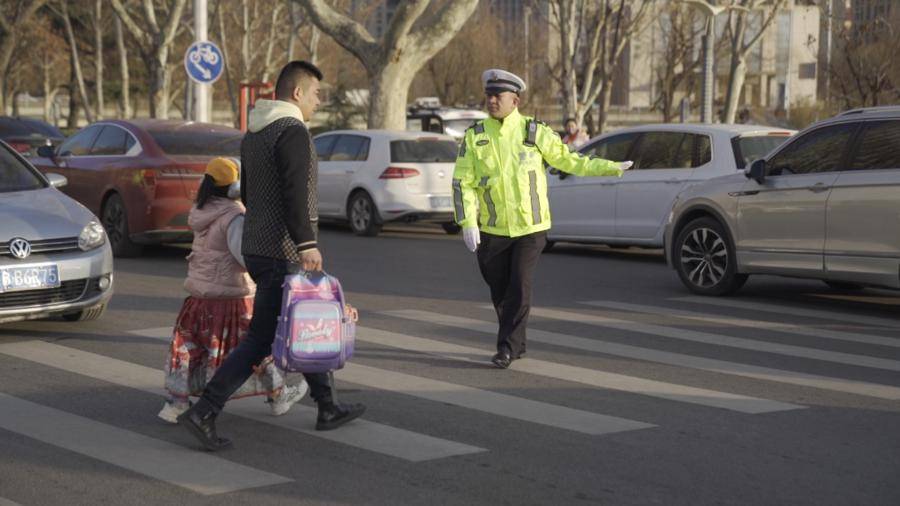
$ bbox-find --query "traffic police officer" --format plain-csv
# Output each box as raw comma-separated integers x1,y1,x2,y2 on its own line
453,69,633,369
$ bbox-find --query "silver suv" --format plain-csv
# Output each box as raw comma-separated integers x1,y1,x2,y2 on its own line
665,107,900,295
0,141,113,322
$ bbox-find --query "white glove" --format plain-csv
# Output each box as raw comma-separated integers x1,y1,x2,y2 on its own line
618,161,634,171
463,227,481,253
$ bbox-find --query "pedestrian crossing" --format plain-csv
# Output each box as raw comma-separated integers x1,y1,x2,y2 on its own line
1,296,898,497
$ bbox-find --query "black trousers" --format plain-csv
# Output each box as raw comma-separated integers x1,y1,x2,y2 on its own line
201,255,333,413
476,231,546,357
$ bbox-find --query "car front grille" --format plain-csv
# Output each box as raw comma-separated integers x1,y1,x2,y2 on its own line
0,279,88,309
0,237,80,257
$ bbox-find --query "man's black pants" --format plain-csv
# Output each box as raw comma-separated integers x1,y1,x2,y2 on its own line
201,255,332,412
476,231,546,357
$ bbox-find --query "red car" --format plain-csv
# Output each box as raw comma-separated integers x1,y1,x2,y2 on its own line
31,119,242,256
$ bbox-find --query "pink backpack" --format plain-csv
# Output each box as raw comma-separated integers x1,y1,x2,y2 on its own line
273,272,355,373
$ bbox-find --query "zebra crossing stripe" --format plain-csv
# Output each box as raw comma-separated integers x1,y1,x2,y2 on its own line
339,362,655,435
383,309,900,401
0,393,291,495
675,296,900,329
527,307,900,372
369,317,801,413
0,341,485,462
581,300,900,349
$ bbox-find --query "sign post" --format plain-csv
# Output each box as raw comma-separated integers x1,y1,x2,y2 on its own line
184,1,223,124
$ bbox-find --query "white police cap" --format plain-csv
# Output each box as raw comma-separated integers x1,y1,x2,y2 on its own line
482,69,526,94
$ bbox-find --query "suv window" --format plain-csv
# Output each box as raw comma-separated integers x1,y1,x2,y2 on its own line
732,135,790,169
330,135,370,162
634,132,693,169
91,126,130,156
314,135,337,161
580,133,639,162
58,125,103,156
0,144,44,192
767,123,855,176
850,121,900,170
693,134,712,167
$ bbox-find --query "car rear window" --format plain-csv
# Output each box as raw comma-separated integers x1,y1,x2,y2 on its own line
732,135,791,169
0,144,44,192
148,130,242,156
390,139,458,163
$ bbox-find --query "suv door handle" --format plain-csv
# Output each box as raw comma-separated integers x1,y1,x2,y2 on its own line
807,183,830,193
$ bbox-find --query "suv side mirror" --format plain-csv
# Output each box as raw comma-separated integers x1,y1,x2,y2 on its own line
36,145,56,158
745,158,766,183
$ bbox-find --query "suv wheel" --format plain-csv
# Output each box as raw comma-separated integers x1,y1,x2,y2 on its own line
102,193,143,257
347,191,382,237
674,217,747,296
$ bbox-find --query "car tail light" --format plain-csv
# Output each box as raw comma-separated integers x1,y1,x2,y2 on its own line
379,166,420,179
140,169,156,186
8,142,30,153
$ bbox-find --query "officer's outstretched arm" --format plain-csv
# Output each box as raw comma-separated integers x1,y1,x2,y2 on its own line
536,123,623,177
452,133,479,229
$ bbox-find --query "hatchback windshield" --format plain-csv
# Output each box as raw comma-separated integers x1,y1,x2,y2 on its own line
390,139,458,163
732,135,791,169
148,130,242,156
0,144,44,193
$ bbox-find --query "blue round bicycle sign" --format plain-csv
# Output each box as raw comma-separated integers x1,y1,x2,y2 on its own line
184,41,224,84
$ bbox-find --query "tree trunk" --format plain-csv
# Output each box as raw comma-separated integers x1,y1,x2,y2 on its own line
217,4,238,126
596,80,613,135
94,0,104,120
308,27,320,66
368,62,416,130
61,1,94,123
115,16,132,118
722,55,747,124
147,52,170,119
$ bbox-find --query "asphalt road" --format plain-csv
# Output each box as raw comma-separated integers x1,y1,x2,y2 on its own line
1,223,898,506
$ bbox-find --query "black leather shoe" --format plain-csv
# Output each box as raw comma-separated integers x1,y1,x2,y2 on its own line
491,349,512,369
315,402,366,431
177,402,232,451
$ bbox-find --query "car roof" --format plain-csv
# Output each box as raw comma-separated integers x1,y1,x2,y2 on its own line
113,118,241,134
316,129,457,142
600,123,795,136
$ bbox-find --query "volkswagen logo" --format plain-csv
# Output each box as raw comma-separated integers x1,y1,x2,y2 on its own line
8,238,31,259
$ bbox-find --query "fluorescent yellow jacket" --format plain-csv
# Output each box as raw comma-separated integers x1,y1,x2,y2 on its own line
452,109,622,238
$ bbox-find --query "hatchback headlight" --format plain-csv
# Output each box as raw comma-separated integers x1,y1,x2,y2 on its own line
78,220,106,251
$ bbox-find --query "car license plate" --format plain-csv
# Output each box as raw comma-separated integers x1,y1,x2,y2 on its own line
0,264,60,293
430,196,453,209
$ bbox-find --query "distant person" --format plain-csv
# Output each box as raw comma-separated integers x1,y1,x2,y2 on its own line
452,69,633,369
177,61,365,451
561,118,589,149
158,157,308,425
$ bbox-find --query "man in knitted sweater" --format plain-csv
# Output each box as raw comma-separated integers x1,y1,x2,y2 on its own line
178,61,366,451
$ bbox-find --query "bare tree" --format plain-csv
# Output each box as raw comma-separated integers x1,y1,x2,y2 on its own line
651,4,707,122
114,15,132,118
92,0,104,119
110,0,188,119
58,0,95,123
827,9,900,109
288,1,320,64
720,0,786,124
296,0,479,130
0,0,48,114
215,0,238,125
546,0,653,134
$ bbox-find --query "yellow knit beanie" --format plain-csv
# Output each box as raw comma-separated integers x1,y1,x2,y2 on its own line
205,157,239,186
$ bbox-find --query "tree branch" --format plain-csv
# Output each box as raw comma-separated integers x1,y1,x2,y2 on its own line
110,0,151,51
294,0,381,71
383,0,429,55
406,0,479,62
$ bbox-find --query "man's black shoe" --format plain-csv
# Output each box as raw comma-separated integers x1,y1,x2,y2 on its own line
177,403,232,451
315,402,366,431
491,349,512,369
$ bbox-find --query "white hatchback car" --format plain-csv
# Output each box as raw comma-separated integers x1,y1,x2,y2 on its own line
547,124,794,249
313,130,459,236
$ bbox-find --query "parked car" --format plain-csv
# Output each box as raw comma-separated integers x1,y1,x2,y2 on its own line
313,130,458,236
0,140,113,323
546,124,794,251
665,107,900,295
0,116,65,157
30,119,242,256
406,106,488,140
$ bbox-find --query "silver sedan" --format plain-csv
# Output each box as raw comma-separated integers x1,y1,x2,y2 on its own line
0,141,113,323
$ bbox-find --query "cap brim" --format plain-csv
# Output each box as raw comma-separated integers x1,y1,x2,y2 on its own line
485,85,519,94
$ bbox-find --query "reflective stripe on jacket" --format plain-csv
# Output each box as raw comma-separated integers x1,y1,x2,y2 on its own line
452,109,622,238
